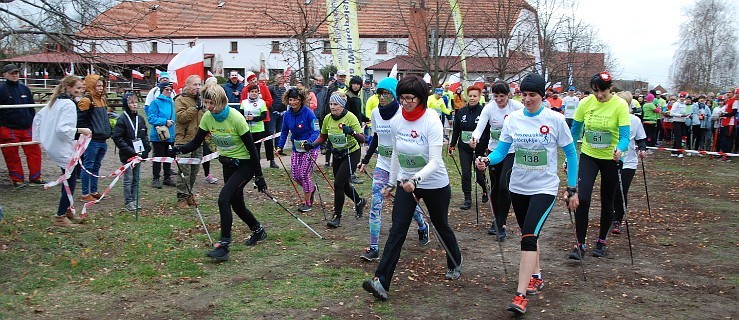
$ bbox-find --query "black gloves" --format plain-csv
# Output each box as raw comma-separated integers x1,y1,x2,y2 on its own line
168,146,181,157
254,176,267,192
303,141,315,151
341,125,354,135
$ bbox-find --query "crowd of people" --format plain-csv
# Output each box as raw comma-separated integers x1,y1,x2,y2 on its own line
2,60,738,314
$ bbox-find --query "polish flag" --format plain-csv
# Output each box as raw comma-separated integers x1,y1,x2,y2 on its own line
131,70,144,80
447,72,461,92
43,69,49,79
167,43,205,92
155,69,161,77
283,66,291,88
207,70,214,78
109,70,120,81
65,62,75,76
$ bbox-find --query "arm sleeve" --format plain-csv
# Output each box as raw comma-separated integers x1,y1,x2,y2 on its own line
146,103,167,126
261,84,273,108
617,125,630,152
277,114,290,149
471,106,490,141
112,119,135,154
240,131,264,178
175,100,197,124
251,110,266,122
485,141,512,165
178,128,208,154
388,137,400,184
563,142,578,187
312,133,327,146
636,138,647,151
570,120,583,141
362,133,379,164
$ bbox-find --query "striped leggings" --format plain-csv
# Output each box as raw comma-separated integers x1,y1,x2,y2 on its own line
291,149,319,194
369,167,426,250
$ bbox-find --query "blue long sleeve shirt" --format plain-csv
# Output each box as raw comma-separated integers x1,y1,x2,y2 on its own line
278,106,319,152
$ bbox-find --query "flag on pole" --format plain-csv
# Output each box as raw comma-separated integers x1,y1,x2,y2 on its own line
43,68,49,79
155,69,162,78
447,72,461,92
389,63,398,79
108,70,120,81
65,62,74,76
207,70,214,78
423,73,431,84
167,43,205,92
131,70,144,80
284,66,291,88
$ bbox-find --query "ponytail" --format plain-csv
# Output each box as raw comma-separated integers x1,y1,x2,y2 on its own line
48,75,82,107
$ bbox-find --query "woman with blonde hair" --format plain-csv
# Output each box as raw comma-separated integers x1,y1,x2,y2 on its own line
33,75,91,227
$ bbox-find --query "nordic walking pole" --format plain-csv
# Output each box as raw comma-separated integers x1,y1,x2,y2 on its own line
308,152,335,192
260,189,323,239
275,149,302,200
481,168,508,279
567,208,587,281
135,159,140,222
448,148,462,177
338,124,362,220
641,160,651,218
474,167,480,225
311,169,329,221
616,162,635,265
170,152,214,246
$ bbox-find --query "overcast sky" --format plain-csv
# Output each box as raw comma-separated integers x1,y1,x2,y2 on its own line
576,0,707,90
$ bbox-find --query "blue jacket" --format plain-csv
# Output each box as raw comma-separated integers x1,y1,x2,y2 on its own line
147,94,176,142
223,81,244,104
0,80,35,129
278,106,319,152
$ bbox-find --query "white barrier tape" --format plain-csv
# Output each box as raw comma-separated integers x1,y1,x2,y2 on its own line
0,141,41,148
646,146,738,157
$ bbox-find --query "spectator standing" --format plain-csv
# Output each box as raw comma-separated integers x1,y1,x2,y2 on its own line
174,75,206,208
77,74,112,202
144,71,173,107
147,82,176,188
223,71,244,106
113,93,151,211
269,74,288,151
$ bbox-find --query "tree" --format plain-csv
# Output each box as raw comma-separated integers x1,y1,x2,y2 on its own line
669,0,738,93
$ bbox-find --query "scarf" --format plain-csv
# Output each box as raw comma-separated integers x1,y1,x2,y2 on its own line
212,105,230,122
402,105,425,121
378,100,399,120
330,108,348,121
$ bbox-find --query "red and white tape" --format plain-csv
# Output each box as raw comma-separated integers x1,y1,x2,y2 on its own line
646,146,738,157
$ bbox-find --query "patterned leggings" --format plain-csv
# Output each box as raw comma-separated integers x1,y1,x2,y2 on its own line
369,167,426,250
291,149,319,194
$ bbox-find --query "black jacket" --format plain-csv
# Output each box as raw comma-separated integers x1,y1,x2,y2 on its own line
450,103,489,154
345,91,367,123
0,81,35,129
77,94,112,141
270,85,288,112
112,110,151,163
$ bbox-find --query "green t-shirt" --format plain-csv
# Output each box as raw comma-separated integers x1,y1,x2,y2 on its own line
199,109,251,159
574,95,630,159
321,111,362,153
642,102,660,121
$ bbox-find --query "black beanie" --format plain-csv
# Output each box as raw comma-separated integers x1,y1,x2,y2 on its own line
520,73,546,98
350,76,362,86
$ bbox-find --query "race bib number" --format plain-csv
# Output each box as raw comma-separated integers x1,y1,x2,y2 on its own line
461,131,473,144
397,152,427,169
312,119,320,131
584,130,612,149
132,139,145,153
515,148,547,171
329,133,348,149
490,127,502,141
566,102,576,110
293,140,307,153
377,144,392,158
212,134,236,150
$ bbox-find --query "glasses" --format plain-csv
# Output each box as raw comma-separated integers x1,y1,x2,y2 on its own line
399,96,418,103
377,91,393,99
162,88,173,92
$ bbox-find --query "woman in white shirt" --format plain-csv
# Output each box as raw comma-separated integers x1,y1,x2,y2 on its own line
33,75,91,227
362,75,462,301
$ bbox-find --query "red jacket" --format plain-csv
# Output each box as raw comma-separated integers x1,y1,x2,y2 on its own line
241,81,273,122
722,97,736,127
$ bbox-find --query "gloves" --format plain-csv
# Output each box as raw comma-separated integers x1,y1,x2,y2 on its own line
168,146,181,157
341,125,354,135
254,176,267,192
303,141,315,151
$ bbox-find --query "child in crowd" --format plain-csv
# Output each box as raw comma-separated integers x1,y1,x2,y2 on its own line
112,93,151,211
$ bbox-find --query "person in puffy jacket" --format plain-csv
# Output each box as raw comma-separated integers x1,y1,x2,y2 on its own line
77,74,111,202
113,93,151,211
147,81,176,188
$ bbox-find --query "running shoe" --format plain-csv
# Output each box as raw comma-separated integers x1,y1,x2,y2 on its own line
245,227,267,246
360,247,379,261
204,174,219,184
507,293,528,314
611,221,622,234
526,276,544,295
418,226,430,246
362,277,388,301
207,242,230,261
569,244,586,260
592,239,608,257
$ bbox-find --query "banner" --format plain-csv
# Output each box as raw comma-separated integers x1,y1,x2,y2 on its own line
167,43,205,92
449,0,467,84
342,0,362,76
326,0,345,72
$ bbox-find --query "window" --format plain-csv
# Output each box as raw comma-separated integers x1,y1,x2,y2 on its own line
271,41,280,53
151,42,158,53
322,40,331,54
126,41,132,53
377,41,387,54
230,41,238,53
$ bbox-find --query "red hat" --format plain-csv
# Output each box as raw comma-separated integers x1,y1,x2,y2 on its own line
679,91,688,98
246,71,257,82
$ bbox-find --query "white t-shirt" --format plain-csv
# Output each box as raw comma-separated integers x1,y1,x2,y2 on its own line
622,114,647,169
562,96,579,119
499,107,573,196
390,109,449,189
472,99,523,151
370,106,400,171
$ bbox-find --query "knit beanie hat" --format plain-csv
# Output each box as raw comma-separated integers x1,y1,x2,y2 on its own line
246,71,257,82
434,87,443,95
157,81,173,90
646,94,655,102
376,77,398,98
350,76,363,86
329,92,346,107
520,73,545,98
158,72,170,81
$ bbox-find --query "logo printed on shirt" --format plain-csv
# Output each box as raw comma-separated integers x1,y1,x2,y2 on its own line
410,130,418,138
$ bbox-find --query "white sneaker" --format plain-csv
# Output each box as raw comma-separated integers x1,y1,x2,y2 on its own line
671,154,678,157
678,154,684,158
204,174,219,184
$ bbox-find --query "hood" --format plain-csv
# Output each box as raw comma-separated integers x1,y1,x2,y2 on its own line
84,74,107,107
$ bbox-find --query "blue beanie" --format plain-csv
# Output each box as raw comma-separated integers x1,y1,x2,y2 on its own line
158,71,171,81
157,81,173,90
376,77,398,99
434,88,443,94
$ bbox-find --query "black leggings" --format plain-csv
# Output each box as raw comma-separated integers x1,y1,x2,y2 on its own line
458,147,486,200
510,193,555,251
374,184,461,290
644,122,657,147
151,141,173,180
253,130,275,161
489,153,514,226
575,153,619,244
202,143,212,176
672,122,685,155
613,168,635,223
218,159,261,240
332,148,361,217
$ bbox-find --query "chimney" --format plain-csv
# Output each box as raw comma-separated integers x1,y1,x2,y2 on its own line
407,6,428,59
148,10,158,32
